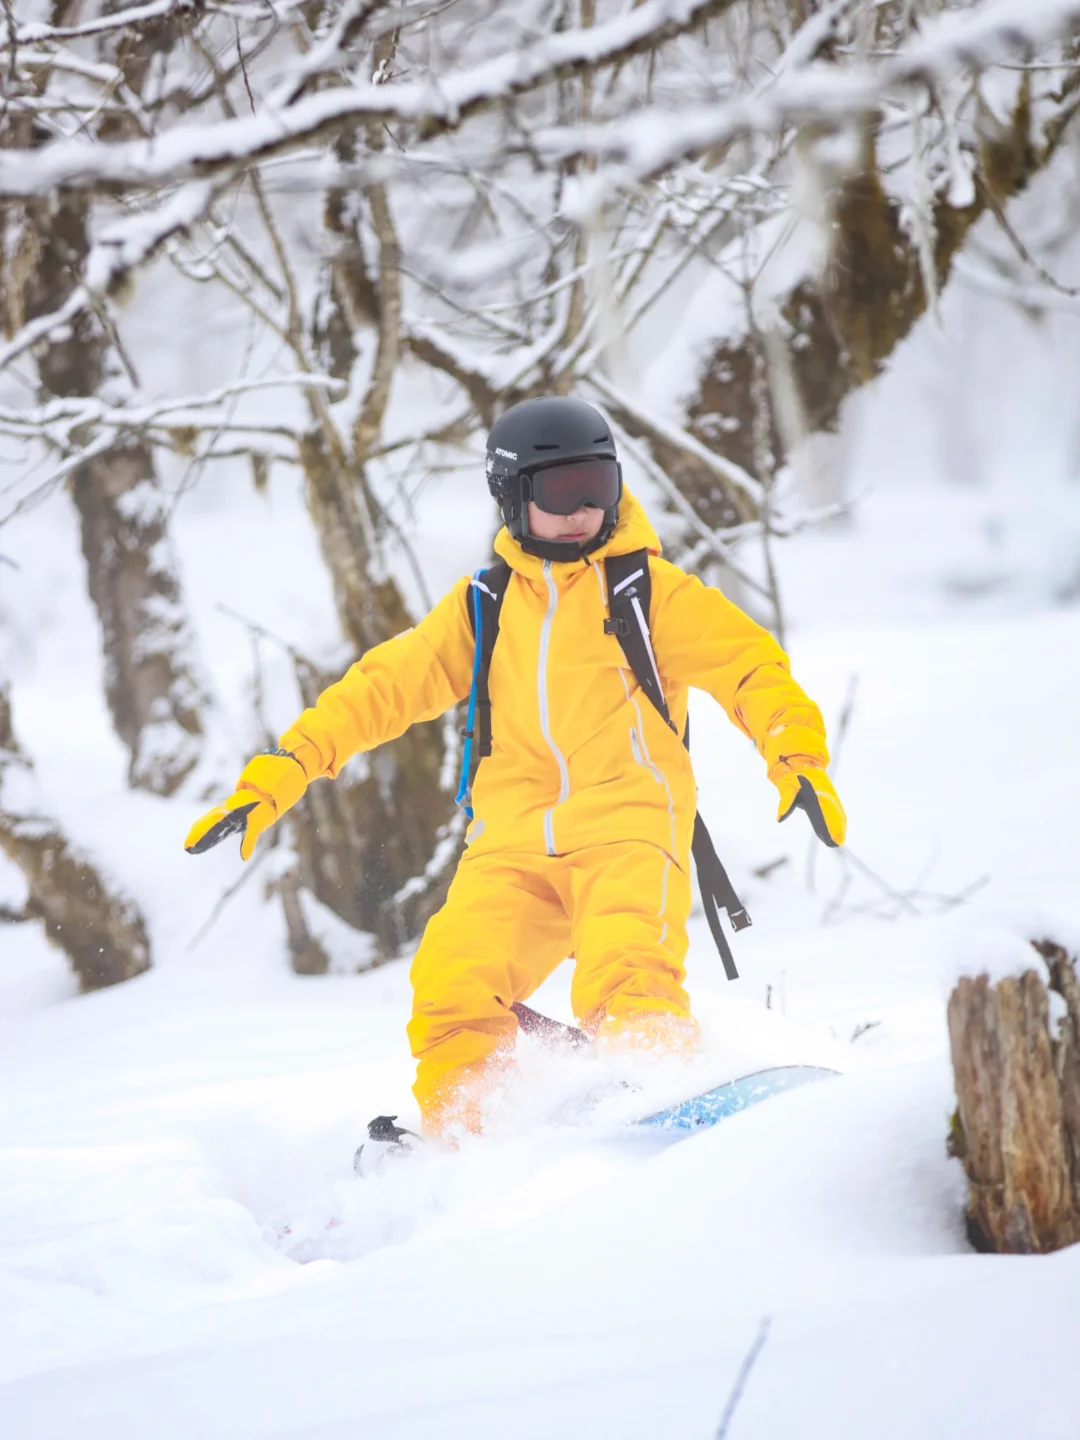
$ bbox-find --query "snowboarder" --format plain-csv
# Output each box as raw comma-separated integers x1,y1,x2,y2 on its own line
185,397,845,1135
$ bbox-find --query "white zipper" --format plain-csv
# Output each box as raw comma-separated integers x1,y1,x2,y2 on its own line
658,856,671,945
538,560,570,856
621,675,677,855
629,724,646,768
592,561,608,606
629,719,673,942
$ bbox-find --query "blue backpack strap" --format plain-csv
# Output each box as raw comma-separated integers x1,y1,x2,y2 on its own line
456,562,511,817
603,550,750,981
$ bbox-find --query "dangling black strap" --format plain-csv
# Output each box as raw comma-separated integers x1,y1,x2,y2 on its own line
685,711,749,981
692,814,747,981
604,550,751,980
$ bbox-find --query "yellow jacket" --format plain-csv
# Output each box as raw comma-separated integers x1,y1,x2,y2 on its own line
276,492,830,870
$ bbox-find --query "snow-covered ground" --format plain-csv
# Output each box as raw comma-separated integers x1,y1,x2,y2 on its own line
3,601,1078,1436
3,206,1080,1434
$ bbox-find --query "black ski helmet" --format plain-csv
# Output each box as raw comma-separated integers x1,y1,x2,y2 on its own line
485,396,622,562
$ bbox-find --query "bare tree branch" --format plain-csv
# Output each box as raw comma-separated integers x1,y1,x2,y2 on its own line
0,0,740,196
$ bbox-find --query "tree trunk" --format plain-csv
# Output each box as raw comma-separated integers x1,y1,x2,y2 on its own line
276,865,332,977
3,118,206,798
285,99,461,967
71,442,205,795
947,943,1080,1255
283,653,459,964
0,684,151,991
676,79,1055,529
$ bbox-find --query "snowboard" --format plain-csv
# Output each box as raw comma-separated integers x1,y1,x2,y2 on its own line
634,1064,837,1134
353,1064,838,1176
280,1064,839,1258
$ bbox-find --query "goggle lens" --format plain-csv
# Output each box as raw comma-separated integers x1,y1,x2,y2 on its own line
529,458,621,515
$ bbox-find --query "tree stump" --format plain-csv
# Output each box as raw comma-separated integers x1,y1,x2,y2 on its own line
947,941,1080,1254
0,683,151,991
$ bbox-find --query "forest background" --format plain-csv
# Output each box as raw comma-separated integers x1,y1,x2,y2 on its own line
3,3,1080,1434
3,0,1079,987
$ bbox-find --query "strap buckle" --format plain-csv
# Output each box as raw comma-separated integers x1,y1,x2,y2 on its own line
604,617,630,637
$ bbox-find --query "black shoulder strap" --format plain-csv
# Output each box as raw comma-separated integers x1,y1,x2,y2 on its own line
603,551,751,981
603,550,672,728
466,561,511,760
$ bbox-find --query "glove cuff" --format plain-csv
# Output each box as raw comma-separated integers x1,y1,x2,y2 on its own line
236,749,308,818
767,754,827,791
762,723,829,773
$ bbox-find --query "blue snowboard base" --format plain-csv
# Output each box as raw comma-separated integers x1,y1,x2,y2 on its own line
636,1065,838,1134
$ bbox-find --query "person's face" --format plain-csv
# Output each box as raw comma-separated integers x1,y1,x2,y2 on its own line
527,500,605,544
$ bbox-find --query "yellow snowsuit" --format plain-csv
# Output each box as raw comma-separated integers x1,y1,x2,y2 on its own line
246,491,836,1130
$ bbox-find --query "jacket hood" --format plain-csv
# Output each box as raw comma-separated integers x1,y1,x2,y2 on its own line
493,488,662,579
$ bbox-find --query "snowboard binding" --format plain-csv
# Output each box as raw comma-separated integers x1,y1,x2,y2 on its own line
353,1114,421,1178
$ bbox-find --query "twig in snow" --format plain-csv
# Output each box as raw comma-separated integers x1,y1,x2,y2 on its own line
851,1019,882,1042
824,848,921,922
830,674,860,772
978,171,1080,300
716,1315,772,1439
751,856,789,880
185,842,271,953
236,26,256,114
821,847,990,926
808,673,858,893
214,602,321,672
248,628,276,752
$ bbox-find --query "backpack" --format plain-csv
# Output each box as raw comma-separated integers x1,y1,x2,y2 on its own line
455,549,750,980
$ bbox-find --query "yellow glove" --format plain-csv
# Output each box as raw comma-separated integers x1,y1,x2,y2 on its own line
184,750,308,861
770,757,846,848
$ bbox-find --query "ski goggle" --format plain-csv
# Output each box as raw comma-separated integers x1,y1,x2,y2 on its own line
526,458,622,515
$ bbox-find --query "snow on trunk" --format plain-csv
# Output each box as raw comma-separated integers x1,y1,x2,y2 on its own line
676,73,1049,528
947,940,1080,1254
9,183,207,796
0,683,151,990
71,442,205,796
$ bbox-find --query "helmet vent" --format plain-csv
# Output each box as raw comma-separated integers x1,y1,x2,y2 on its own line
534,442,559,451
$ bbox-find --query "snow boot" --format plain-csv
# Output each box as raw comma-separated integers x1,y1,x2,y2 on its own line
353,1114,421,1178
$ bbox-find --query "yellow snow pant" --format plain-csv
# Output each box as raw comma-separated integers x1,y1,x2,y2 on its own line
407,840,693,1132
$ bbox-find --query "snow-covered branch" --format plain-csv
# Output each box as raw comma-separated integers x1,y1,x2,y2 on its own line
8,0,200,44
0,0,738,198
0,178,231,373
0,373,344,435
536,0,1080,182
0,375,345,528
587,372,763,508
